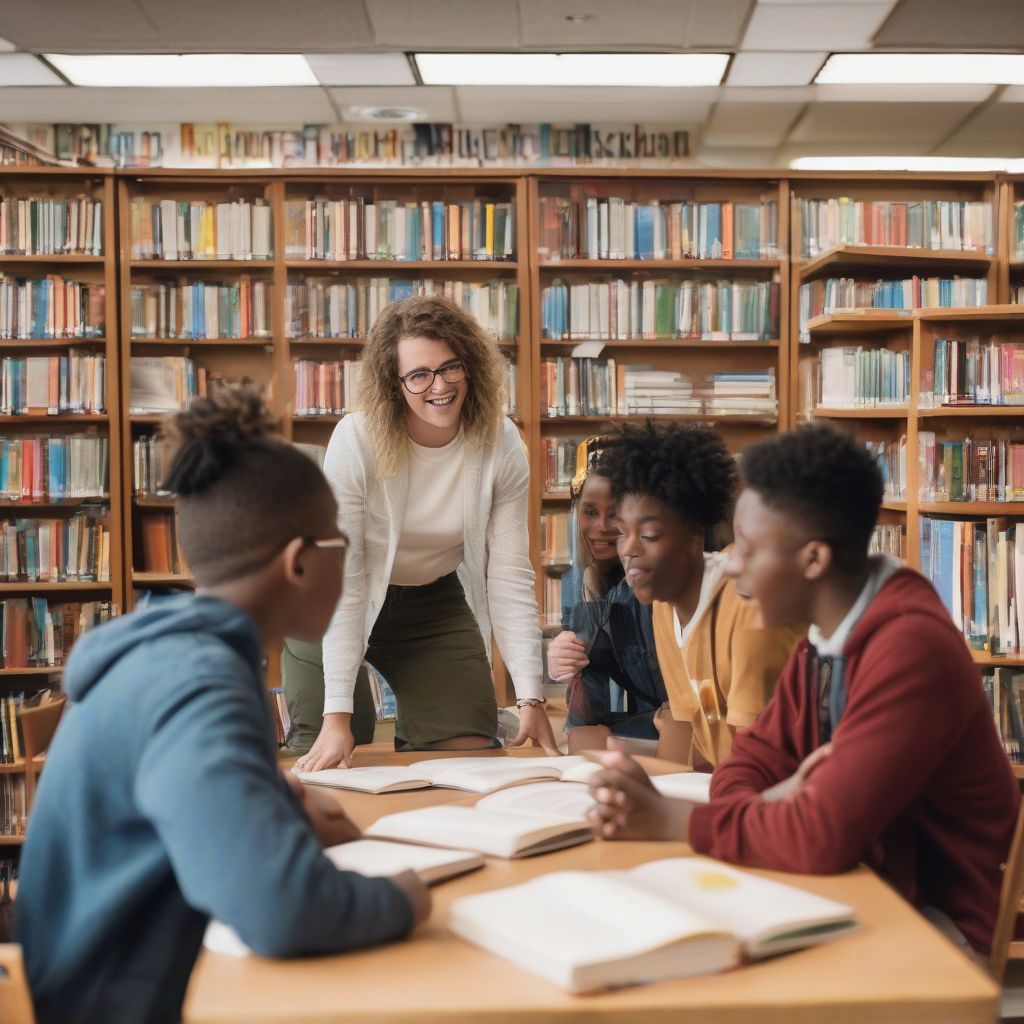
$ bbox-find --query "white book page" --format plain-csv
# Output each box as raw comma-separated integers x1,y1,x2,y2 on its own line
476,781,594,823
296,766,429,793
324,839,482,882
418,760,562,793
651,772,713,804
629,858,854,951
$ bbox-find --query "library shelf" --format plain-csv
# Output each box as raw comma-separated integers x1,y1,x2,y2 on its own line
283,260,518,271
538,258,781,271
805,312,913,338
0,582,112,592
539,338,781,349
813,407,909,419
918,502,1024,516
129,259,275,270
917,406,1024,418
798,246,992,281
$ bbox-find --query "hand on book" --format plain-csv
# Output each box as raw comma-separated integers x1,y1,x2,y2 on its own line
293,713,356,772
507,702,562,756
389,869,432,931
587,750,695,842
760,743,832,804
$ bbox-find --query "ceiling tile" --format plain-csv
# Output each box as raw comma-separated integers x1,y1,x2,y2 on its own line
814,84,996,103
136,0,375,50
454,85,715,124
328,86,458,123
720,85,815,103
726,52,824,87
306,53,415,86
518,0,752,48
788,101,974,143
0,86,337,123
0,1,163,49
366,1,520,48
874,0,1024,49
938,103,1024,143
0,54,63,85
741,2,894,50
703,101,802,146
999,86,1024,103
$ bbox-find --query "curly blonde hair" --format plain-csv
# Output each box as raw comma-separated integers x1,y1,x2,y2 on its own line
357,295,508,475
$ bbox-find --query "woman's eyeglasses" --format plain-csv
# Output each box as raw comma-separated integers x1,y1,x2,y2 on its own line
398,361,467,395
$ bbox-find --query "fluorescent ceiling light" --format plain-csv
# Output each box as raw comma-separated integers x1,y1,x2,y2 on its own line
44,53,318,87
790,156,1015,172
304,53,414,86
415,52,728,87
816,53,1024,85
0,54,63,85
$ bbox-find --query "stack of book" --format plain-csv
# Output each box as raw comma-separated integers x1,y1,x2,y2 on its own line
702,369,777,418
0,510,110,582
918,433,1024,502
284,197,515,261
0,597,113,668
0,434,109,501
540,511,571,567
539,196,778,260
286,277,518,340
815,346,910,409
540,356,617,417
922,338,1024,408
0,352,106,415
541,437,584,493
542,576,562,629
0,275,106,339
541,278,778,341
293,359,361,417
132,435,170,497
130,277,271,339
920,517,1024,656
798,197,993,257
870,523,906,560
865,437,907,502
984,667,1024,764
130,197,273,260
621,367,700,416
0,195,104,255
798,277,988,342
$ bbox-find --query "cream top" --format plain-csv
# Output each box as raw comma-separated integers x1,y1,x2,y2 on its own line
388,430,466,586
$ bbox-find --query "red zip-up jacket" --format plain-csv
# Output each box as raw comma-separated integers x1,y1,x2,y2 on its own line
688,568,1020,954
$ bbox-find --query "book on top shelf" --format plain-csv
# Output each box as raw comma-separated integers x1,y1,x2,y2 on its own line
129,197,272,261
449,857,856,994
0,194,104,256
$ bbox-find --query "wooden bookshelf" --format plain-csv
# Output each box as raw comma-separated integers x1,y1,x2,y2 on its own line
797,245,992,280
0,166,124,685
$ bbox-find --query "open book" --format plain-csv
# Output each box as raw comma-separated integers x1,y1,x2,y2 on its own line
449,857,856,993
366,802,594,858
204,839,484,958
297,755,601,795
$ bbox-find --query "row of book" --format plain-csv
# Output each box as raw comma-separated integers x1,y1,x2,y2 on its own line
538,197,779,260
540,358,778,418
130,277,272,340
813,346,910,409
0,196,104,256
922,338,1024,408
129,198,273,261
1013,202,1024,260
0,435,109,501
285,278,519,340
294,360,362,417
0,353,106,416
540,510,572,567
132,435,168,497
0,510,110,583
541,437,584,493
918,433,1024,503
869,523,906,560
0,275,106,340
985,667,1024,764
541,279,780,341
283,198,516,262
0,693,25,767
1,598,114,668
865,437,906,501
135,509,189,575
798,277,988,341
0,775,26,836
129,356,207,414
797,198,993,257
541,575,563,629
920,516,1024,656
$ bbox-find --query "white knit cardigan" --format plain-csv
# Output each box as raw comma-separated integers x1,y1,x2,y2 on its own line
321,412,543,714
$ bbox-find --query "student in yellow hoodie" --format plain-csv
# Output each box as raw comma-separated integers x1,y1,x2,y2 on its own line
598,421,804,767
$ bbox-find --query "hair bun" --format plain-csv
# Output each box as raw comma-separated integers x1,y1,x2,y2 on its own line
160,382,279,497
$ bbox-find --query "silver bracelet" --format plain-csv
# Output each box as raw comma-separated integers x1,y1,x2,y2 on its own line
515,697,547,709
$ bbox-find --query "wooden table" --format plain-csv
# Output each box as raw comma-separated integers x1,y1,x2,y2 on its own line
183,746,1000,1024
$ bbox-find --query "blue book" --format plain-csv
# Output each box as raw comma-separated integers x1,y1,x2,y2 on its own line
933,518,956,623
636,207,655,260
707,203,723,258
431,202,445,260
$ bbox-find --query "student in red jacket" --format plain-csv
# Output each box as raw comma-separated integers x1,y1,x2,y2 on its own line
588,423,1020,956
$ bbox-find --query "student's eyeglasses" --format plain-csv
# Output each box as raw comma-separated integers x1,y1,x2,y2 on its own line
398,361,467,395
302,534,349,559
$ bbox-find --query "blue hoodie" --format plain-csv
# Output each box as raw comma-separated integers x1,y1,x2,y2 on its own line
15,593,413,1024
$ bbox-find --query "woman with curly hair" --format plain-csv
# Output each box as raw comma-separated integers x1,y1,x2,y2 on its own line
595,420,805,768
293,295,558,771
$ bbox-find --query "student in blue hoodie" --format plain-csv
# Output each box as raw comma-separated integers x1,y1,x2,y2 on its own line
15,384,430,1024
